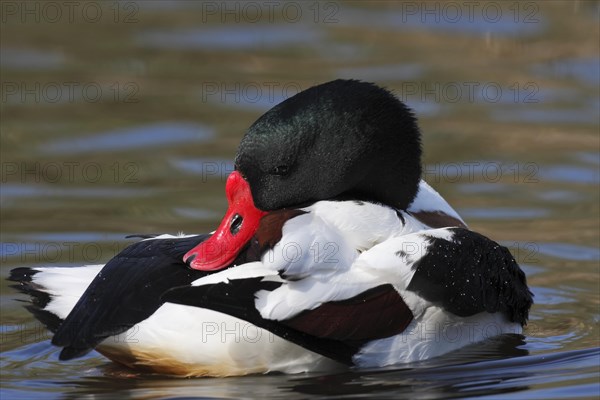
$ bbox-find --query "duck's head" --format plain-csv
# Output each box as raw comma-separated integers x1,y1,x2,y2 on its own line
184,79,422,271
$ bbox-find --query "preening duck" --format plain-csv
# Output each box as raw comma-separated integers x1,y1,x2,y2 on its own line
10,79,533,377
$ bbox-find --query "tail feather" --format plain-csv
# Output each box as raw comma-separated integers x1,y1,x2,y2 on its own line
8,235,209,361
8,266,103,336
9,267,61,332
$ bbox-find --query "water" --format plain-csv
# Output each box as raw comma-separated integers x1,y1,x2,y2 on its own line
1,1,599,399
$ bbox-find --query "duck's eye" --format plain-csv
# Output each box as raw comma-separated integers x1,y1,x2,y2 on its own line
272,165,289,176
230,214,243,235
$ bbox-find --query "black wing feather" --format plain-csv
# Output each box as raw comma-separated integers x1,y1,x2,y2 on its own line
407,228,533,325
51,234,211,360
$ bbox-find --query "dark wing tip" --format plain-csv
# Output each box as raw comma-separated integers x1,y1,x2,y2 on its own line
58,346,93,361
124,233,160,239
184,253,196,268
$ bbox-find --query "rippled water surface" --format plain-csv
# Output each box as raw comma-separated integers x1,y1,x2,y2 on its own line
1,1,599,399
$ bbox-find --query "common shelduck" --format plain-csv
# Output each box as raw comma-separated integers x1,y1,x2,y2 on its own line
10,79,533,377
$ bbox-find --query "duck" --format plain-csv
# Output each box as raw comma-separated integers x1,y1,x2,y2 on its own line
9,79,533,377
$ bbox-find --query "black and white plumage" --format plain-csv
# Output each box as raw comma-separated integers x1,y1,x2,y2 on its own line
167,201,531,366
9,79,533,377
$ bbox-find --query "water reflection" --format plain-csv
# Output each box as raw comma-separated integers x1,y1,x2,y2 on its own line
535,189,583,203
42,123,214,154
0,184,156,202
0,48,65,70
17,340,593,400
2,0,599,398
458,183,508,194
533,57,600,85
531,286,576,305
136,25,322,50
171,207,219,221
337,64,423,82
459,207,549,219
575,152,600,165
341,5,545,36
539,165,600,185
536,243,600,261
491,106,599,125
5,335,536,400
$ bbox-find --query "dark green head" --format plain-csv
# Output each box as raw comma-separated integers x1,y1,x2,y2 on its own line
235,79,422,211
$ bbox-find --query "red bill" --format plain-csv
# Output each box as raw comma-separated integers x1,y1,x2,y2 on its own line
183,171,266,271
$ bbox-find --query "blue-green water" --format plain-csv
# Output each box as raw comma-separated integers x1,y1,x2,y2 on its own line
1,1,599,398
